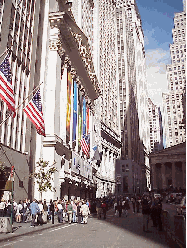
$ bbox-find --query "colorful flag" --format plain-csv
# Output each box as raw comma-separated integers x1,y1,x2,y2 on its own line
0,53,16,117
66,72,72,140
80,134,90,157
23,89,45,136
82,97,86,136
78,90,82,144
86,106,89,135
73,81,77,141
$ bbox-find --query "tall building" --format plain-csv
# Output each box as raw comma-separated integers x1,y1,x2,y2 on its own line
162,7,186,148
0,0,45,201
72,0,122,198
115,0,150,194
33,0,102,201
148,98,163,153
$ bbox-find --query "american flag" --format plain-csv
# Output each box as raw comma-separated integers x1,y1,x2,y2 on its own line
80,134,90,157
0,53,16,117
23,88,45,136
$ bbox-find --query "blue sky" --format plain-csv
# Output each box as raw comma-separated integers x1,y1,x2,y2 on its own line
135,0,184,107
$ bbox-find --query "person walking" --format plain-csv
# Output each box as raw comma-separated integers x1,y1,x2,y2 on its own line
117,200,123,217
72,200,77,223
80,201,90,224
141,195,151,232
0,199,5,217
77,201,82,224
150,197,157,227
124,198,130,217
131,197,136,213
136,197,140,213
16,200,23,223
49,199,55,224
96,199,102,219
101,200,107,219
155,197,163,231
43,199,48,223
30,199,40,227
57,200,63,223
37,200,44,225
67,201,73,224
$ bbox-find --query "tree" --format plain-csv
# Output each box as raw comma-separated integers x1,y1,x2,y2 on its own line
30,159,57,200
0,163,11,200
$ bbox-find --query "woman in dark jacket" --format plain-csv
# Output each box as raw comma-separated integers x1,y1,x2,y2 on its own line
77,201,82,224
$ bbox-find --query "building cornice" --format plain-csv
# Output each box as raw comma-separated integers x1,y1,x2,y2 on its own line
49,11,100,102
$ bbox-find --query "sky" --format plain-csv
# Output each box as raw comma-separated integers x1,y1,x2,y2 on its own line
135,0,184,108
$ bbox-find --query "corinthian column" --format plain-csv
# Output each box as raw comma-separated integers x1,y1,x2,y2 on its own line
172,162,176,188
161,164,166,190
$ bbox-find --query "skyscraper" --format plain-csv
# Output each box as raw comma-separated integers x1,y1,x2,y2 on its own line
163,7,186,148
0,0,45,201
148,98,163,153
115,0,150,194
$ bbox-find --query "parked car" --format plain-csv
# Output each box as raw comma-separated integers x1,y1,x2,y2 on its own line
166,193,182,203
176,196,186,216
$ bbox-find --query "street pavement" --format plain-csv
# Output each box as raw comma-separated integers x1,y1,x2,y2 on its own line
0,207,180,248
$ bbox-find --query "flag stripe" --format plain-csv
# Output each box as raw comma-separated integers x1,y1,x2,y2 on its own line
0,89,15,112
23,89,45,136
0,73,15,99
80,134,90,156
0,54,15,116
24,102,45,131
24,106,45,135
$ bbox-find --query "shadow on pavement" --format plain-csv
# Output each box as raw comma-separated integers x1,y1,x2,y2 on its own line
91,206,180,248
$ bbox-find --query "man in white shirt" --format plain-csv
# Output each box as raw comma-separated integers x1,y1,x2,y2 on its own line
0,200,5,217
57,200,63,223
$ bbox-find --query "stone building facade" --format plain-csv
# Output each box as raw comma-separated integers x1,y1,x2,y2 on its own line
148,98,163,153
0,0,45,201
115,0,150,194
162,8,186,148
150,142,186,191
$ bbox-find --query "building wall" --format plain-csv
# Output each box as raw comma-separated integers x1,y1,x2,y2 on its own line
115,0,150,193
163,9,186,148
0,0,46,201
148,98,163,153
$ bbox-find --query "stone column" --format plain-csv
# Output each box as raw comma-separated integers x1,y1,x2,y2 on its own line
182,162,186,189
151,164,157,190
172,162,176,188
161,164,166,189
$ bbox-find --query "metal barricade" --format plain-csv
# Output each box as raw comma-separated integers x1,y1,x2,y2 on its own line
162,210,170,232
0,217,12,233
174,215,186,247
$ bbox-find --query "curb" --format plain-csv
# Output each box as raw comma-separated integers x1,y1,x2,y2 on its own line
0,222,66,243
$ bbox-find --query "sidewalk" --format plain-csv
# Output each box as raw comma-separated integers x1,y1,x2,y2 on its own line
0,216,67,243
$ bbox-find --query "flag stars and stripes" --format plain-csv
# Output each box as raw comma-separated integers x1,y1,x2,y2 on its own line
23,89,45,136
80,134,90,157
0,53,16,116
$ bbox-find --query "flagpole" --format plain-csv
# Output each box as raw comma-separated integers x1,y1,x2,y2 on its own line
0,81,44,127
0,49,7,59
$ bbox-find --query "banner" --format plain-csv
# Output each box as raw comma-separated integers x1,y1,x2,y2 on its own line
86,106,89,135
78,90,82,145
73,81,77,141
66,72,72,140
82,97,86,136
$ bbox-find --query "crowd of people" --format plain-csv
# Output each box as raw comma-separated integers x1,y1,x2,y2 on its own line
0,194,163,231
0,198,92,227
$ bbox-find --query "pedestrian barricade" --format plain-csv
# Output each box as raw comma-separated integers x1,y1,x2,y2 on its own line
42,211,48,224
0,217,12,233
174,215,186,247
161,210,170,232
